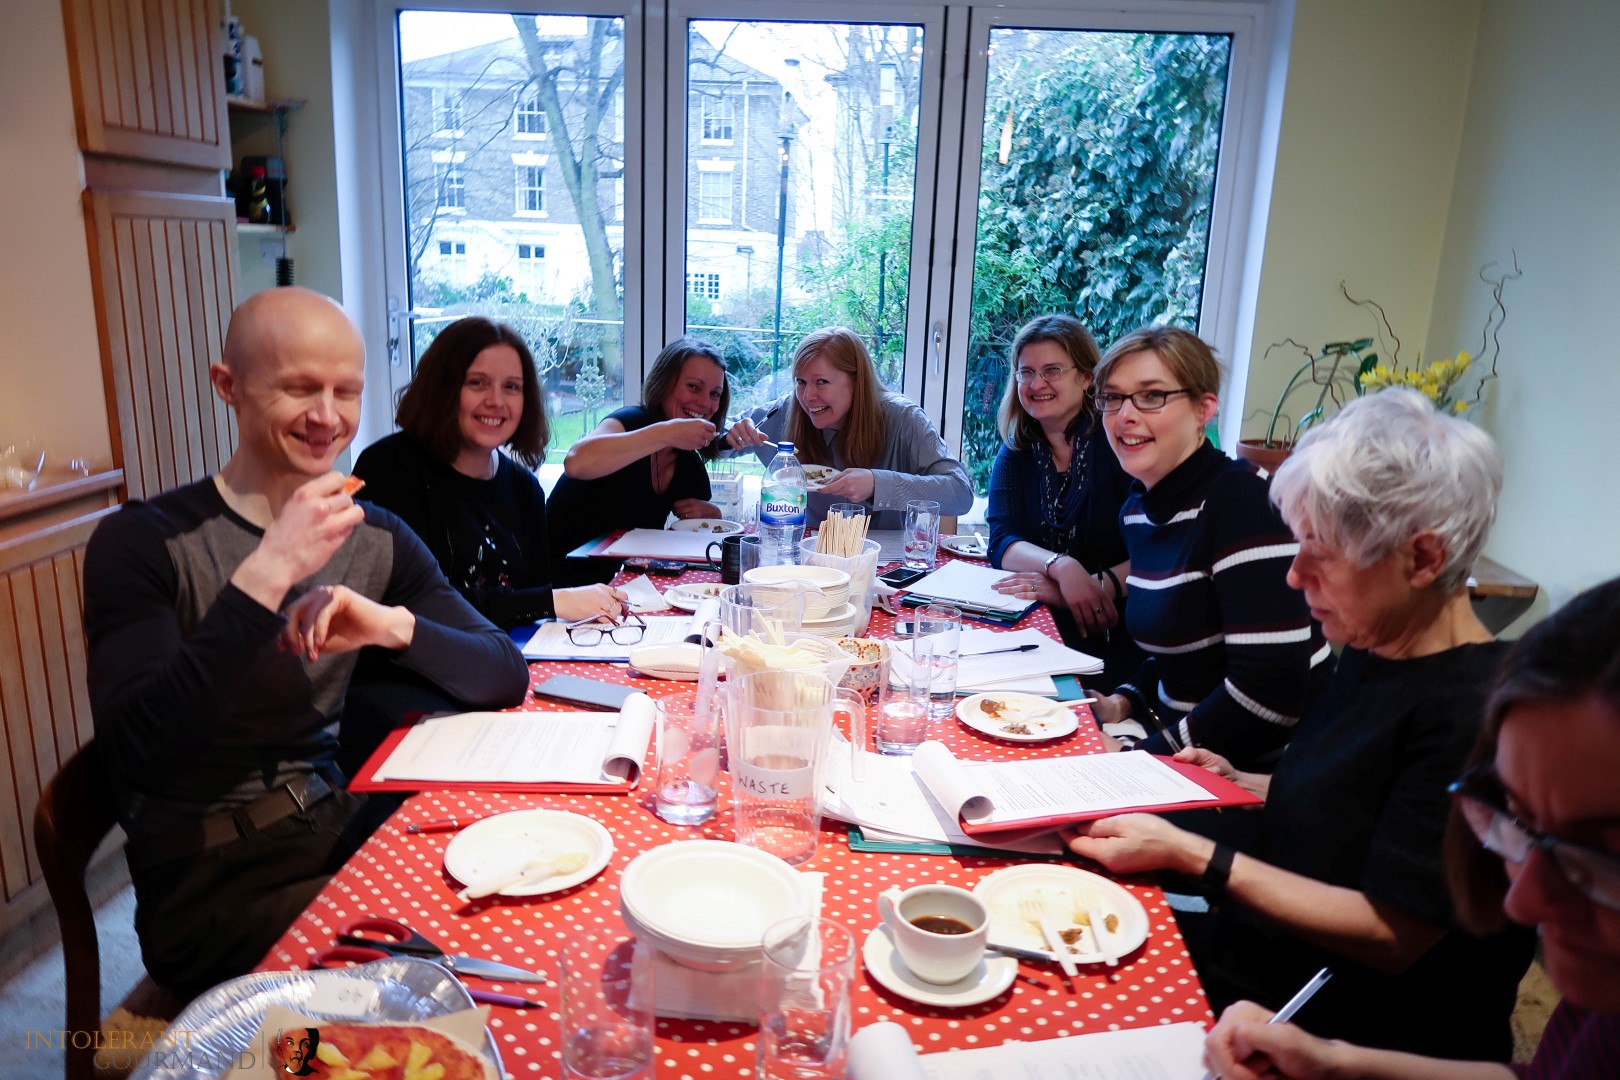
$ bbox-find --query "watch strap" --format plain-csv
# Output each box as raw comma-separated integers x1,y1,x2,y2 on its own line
1201,843,1236,899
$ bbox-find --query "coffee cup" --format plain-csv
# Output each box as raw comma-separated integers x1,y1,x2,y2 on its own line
875,884,988,984
707,533,761,585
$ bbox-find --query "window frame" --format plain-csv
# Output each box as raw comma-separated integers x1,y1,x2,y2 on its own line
514,87,548,137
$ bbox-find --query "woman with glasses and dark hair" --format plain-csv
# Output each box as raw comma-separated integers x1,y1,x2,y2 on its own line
1204,574,1620,1079
547,336,732,584
1082,326,1331,769
980,315,1142,687
1068,390,1533,1062
351,316,625,628
722,327,972,528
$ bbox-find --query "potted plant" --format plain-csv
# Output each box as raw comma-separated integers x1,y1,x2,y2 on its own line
1236,260,1518,469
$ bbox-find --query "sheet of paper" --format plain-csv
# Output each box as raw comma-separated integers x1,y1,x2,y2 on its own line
913,1022,1207,1079
620,574,669,613
371,696,656,784
913,741,1218,828
600,528,716,561
890,627,1101,694
522,614,693,661
903,561,1025,614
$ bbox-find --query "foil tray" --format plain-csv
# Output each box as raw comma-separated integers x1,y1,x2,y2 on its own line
129,957,504,1079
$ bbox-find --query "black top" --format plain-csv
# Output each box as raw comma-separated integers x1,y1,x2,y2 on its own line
985,419,1141,686
1197,641,1535,1061
352,432,556,629
546,405,712,585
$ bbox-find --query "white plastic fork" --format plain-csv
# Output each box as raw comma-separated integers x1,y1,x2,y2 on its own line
1019,889,1079,978
1077,893,1118,967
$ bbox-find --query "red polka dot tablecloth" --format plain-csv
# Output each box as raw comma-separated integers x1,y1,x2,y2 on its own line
258,562,1211,1077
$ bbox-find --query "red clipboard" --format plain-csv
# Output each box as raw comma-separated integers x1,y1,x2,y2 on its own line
348,719,644,795
954,754,1263,836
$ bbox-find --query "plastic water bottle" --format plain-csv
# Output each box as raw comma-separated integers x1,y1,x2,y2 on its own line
759,443,807,566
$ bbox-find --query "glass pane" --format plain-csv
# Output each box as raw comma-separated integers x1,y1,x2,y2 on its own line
959,28,1231,491
398,10,628,463
684,19,923,417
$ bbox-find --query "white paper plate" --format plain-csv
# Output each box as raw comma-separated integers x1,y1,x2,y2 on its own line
443,810,613,897
665,581,725,612
669,519,742,535
956,692,1079,742
939,534,989,558
972,864,1148,965
861,926,1016,1007
801,464,839,491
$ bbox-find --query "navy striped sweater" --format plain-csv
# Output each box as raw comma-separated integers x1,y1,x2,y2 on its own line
1116,442,1332,769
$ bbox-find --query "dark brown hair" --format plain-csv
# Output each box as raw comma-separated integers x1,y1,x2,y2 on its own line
641,336,730,461
786,327,886,468
1445,576,1620,933
395,316,547,469
996,314,1103,451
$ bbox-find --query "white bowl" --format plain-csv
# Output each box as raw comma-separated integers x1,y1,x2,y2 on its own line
619,840,805,970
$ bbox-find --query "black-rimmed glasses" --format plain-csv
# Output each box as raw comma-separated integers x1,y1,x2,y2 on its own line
1449,764,1620,912
1014,364,1076,385
565,612,647,647
1094,388,1196,413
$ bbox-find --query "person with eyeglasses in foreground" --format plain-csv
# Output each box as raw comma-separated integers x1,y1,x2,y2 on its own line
1203,574,1620,1079
981,314,1143,689
1084,326,1332,771
1067,390,1534,1060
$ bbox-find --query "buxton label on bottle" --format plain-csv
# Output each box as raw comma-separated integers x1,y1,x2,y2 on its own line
760,495,806,523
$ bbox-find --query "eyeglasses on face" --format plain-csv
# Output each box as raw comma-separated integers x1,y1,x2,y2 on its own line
1093,388,1196,414
1449,764,1620,912
565,612,647,646
1014,364,1076,385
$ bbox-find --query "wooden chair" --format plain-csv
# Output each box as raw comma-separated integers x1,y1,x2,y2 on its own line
34,740,120,1080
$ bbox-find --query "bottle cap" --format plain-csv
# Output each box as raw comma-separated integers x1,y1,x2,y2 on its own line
777,442,793,452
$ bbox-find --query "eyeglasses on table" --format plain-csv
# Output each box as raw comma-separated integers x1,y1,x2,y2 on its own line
565,611,648,646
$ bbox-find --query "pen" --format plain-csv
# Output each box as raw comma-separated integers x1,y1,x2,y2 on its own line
1201,967,1331,1080
960,643,1039,657
406,817,479,834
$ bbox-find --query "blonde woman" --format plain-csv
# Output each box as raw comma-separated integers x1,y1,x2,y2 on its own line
724,327,972,529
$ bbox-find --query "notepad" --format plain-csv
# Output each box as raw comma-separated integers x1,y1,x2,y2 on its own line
902,561,1028,615
599,528,716,561
521,609,713,661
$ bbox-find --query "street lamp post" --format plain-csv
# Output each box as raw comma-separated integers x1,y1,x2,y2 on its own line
771,130,791,397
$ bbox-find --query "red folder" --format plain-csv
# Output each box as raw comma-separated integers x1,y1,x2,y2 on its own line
348,720,643,795
954,754,1263,836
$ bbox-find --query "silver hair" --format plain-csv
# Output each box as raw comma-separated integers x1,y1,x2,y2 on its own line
1269,388,1503,591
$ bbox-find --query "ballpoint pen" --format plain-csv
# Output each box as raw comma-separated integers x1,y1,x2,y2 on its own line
960,643,1040,657
1201,967,1331,1080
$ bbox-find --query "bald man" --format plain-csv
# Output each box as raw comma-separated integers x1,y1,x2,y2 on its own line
84,288,529,996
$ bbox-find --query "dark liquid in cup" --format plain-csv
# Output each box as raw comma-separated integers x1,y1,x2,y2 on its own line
910,915,974,935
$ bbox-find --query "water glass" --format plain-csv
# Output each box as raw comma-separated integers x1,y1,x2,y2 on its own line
653,690,721,826
874,677,931,755
901,603,961,720
560,929,655,1080
903,499,940,570
758,916,858,1080
827,502,867,520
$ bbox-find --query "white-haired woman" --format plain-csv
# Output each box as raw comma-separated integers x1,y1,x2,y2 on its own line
1065,390,1535,1061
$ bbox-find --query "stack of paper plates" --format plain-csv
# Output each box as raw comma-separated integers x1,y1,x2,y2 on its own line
742,565,851,620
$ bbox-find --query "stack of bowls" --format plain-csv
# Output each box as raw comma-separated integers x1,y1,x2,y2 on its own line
800,602,860,638
742,565,851,622
618,841,806,971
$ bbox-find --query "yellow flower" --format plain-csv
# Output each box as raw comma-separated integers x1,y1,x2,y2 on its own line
1451,399,1470,415
1454,351,1473,374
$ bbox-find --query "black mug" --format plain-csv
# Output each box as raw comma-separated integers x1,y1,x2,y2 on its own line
707,534,761,584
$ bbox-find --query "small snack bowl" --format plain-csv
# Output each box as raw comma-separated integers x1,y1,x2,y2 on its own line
835,637,891,697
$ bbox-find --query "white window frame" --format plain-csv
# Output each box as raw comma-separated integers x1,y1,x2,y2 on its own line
698,92,734,143
514,88,547,138
686,271,722,300
516,241,546,295
515,162,546,215
431,86,464,135
694,159,734,223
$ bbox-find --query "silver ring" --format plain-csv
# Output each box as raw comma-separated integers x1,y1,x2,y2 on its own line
1093,608,1104,616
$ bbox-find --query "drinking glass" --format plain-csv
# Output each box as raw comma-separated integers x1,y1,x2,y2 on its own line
827,502,867,520
903,499,940,570
653,690,721,825
758,916,858,1080
900,603,961,720
873,676,931,755
560,929,655,1080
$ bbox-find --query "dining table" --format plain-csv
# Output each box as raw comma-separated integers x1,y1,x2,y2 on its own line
254,556,1214,1079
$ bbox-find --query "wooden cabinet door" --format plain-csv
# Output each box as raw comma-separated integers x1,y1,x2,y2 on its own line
85,189,239,498
61,0,231,171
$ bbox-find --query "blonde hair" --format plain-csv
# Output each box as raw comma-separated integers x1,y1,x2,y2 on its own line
997,314,1102,451
1095,325,1223,399
787,328,886,468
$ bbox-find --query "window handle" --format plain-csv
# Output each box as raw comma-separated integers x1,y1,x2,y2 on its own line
932,322,944,376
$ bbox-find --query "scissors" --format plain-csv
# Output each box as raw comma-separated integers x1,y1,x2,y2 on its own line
311,916,547,1006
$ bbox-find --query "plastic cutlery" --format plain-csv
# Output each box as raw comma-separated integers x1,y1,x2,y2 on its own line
1019,890,1079,978
456,850,589,902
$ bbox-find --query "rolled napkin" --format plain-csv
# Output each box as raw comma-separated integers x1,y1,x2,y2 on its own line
848,1021,926,1080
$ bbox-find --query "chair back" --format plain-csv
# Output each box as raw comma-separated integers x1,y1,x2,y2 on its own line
33,740,119,1080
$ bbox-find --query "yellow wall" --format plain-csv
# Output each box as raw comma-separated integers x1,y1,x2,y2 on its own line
1427,0,1620,622
1242,0,1479,443
0,2,112,469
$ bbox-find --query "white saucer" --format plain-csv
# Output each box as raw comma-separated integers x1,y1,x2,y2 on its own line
861,926,1016,1008
956,692,1079,742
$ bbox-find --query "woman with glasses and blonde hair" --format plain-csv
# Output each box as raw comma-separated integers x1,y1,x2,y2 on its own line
723,327,972,528
1084,326,1331,770
1203,574,1620,1079
981,314,1142,687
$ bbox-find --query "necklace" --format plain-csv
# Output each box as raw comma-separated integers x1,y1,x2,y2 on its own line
1036,428,1090,552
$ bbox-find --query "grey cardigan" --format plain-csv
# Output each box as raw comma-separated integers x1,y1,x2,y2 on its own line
728,392,974,529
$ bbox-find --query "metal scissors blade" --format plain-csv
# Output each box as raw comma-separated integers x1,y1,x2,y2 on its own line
337,915,546,983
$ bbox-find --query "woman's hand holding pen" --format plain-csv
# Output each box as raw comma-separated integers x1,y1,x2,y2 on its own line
554,584,627,623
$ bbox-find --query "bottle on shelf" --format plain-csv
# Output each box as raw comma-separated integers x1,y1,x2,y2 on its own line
759,443,807,566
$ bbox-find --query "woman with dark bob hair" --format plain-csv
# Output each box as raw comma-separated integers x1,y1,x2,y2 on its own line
1068,390,1534,1061
1204,574,1620,1079
981,314,1142,687
352,316,625,627
722,327,971,528
547,336,731,583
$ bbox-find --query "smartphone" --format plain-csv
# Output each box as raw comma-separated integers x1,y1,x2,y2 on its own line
879,565,928,588
531,675,638,711
646,559,686,575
